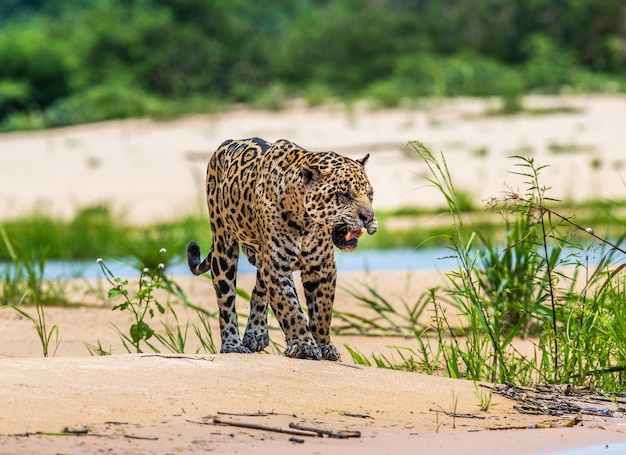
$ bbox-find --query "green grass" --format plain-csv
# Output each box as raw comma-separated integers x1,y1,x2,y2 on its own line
0,205,208,264
94,252,218,355
346,144,626,392
12,288,60,357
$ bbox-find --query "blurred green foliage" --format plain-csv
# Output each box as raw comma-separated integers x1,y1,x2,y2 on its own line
1,0,626,130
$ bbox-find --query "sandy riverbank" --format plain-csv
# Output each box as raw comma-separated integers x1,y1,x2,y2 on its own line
1,97,625,453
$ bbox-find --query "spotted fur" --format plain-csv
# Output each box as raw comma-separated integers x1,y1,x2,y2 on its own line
187,138,377,360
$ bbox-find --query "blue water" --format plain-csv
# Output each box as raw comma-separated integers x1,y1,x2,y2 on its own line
5,243,622,280
29,248,458,280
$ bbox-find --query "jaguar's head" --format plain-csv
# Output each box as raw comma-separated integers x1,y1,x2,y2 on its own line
301,152,377,252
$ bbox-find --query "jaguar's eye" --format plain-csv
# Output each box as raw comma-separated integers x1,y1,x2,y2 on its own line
338,192,353,204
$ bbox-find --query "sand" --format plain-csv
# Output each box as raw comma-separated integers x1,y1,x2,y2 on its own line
1,96,626,453
1,95,625,222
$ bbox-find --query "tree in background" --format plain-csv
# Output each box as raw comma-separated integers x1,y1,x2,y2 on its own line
0,0,624,130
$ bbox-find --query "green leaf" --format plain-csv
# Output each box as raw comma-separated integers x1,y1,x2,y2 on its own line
136,288,151,300
108,288,127,298
130,321,154,343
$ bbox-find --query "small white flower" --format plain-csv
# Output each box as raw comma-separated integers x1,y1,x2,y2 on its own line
143,267,149,273
157,263,165,270
96,258,103,264
585,227,594,235
159,248,167,254
142,277,151,284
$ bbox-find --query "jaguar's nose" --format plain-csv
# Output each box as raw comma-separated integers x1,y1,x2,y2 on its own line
359,210,374,224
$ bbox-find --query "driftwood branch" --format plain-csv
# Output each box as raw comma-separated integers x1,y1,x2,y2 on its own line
188,417,362,439
288,423,361,439
207,418,321,437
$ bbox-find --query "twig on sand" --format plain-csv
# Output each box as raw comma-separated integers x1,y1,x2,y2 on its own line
486,412,584,431
189,417,361,439
62,427,89,435
429,408,486,419
340,411,373,419
288,423,361,439
216,411,297,418
124,434,159,441
139,354,215,361
3,429,108,438
193,418,321,437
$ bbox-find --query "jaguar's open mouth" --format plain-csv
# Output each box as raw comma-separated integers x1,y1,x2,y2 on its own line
332,225,363,251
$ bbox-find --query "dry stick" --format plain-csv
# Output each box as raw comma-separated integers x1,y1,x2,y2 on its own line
124,434,159,441
216,411,297,418
429,408,486,420
288,423,361,439
36,431,87,437
62,427,89,435
209,418,321,437
10,431,110,438
340,411,373,419
487,413,583,431
139,354,215,361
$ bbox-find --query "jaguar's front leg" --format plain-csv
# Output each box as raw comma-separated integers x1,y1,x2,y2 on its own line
301,260,341,361
242,270,270,352
264,268,321,360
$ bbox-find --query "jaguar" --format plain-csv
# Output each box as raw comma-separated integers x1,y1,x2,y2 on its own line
187,137,377,360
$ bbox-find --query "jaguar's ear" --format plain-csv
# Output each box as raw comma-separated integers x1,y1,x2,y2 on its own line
301,162,322,186
356,153,370,166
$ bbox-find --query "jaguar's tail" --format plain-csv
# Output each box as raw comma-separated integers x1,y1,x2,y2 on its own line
187,242,211,276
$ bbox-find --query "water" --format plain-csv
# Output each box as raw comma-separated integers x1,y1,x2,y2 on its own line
32,248,458,280
6,242,620,280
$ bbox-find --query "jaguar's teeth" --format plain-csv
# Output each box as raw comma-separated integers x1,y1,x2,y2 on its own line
345,229,363,241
